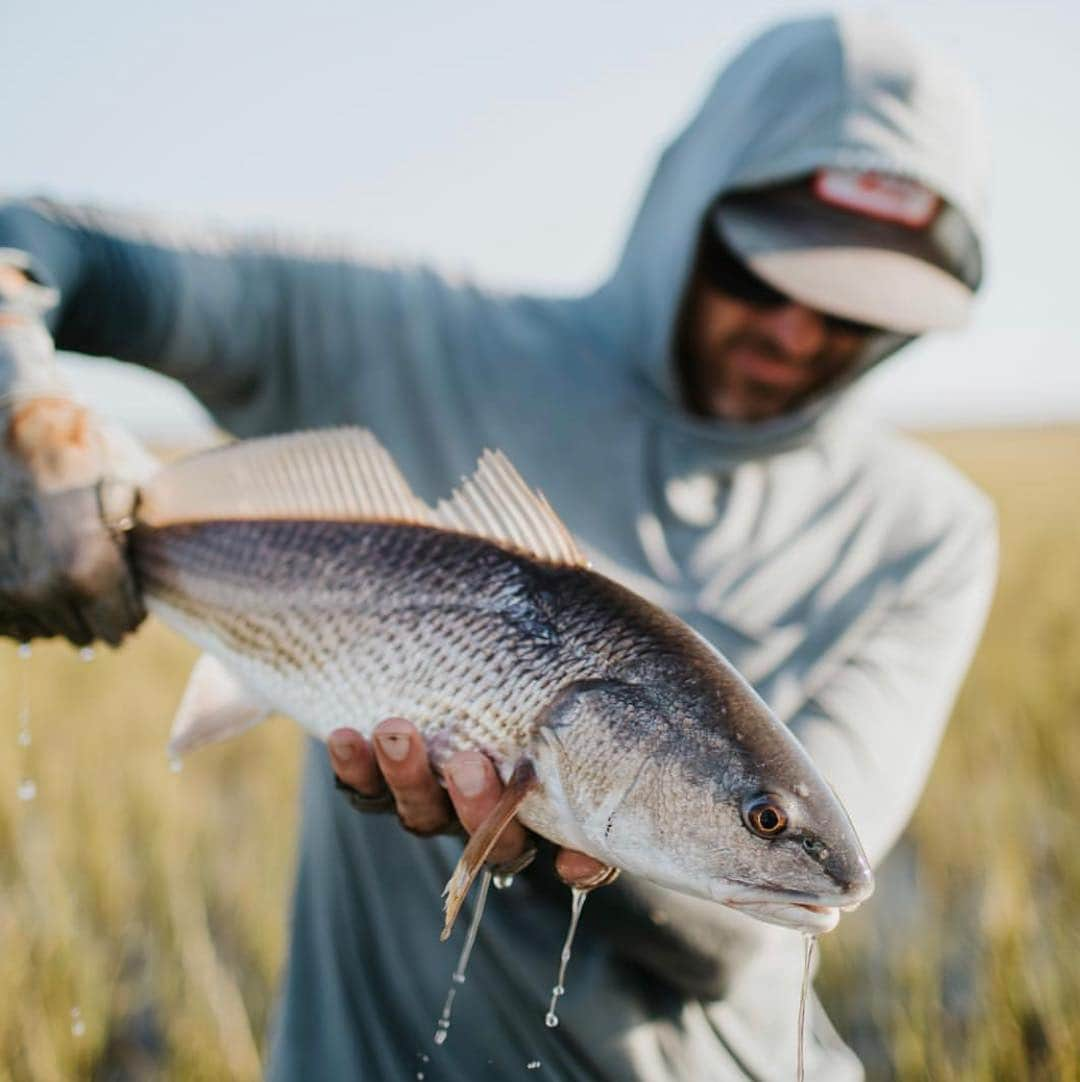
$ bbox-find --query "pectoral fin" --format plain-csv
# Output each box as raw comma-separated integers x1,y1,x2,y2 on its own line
168,653,269,757
441,758,539,940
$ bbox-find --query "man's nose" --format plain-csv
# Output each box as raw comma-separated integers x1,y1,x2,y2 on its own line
756,303,826,361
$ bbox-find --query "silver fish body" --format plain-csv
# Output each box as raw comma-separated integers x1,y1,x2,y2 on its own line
136,512,873,933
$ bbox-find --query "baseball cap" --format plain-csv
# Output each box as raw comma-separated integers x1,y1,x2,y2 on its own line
711,170,982,334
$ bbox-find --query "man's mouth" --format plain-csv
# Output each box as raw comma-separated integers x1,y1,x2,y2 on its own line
728,345,813,391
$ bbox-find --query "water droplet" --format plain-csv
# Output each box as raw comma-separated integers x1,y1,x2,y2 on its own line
17,779,37,802
432,868,492,1047
17,728,31,748
527,1062,541,1071
17,642,32,660
795,781,810,798
418,1054,429,1063
493,872,515,890
70,1007,85,1037
78,646,95,663
543,886,587,1030
416,1074,425,1080
797,933,816,1082
169,757,183,774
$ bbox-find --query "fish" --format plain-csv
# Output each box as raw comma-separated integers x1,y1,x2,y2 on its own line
121,426,873,937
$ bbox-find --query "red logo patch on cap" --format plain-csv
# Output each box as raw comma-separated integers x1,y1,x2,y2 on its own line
813,169,940,228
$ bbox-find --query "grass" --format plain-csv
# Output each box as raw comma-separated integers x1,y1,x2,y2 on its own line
817,426,1080,1082
1,426,1078,1080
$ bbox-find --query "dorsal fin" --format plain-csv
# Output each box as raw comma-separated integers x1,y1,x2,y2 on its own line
434,450,589,568
138,427,434,527
138,426,589,568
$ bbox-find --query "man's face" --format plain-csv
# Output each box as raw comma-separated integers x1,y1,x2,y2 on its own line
677,268,876,423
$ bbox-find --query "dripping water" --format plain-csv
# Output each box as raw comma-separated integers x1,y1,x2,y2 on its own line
492,872,514,890
78,646,95,663
796,934,816,1082
70,1006,85,1038
544,886,587,1028
433,868,492,1046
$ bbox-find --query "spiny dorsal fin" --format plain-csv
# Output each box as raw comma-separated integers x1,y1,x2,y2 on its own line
138,427,434,527
434,450,589,568
139,427,589,568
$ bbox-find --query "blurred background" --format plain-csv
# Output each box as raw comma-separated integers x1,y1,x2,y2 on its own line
2,1,1078,1079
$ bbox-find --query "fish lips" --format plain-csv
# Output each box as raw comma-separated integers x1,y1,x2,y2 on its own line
717,879,875,934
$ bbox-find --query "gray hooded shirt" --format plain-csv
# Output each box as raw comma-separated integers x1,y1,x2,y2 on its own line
0,13,997,1080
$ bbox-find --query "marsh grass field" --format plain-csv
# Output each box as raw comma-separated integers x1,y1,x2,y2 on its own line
1,426,1077,1081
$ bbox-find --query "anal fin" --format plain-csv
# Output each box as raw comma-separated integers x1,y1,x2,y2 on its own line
168,653,270,757
441,758,539,941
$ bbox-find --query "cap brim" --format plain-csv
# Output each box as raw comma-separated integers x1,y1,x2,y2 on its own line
714,197,974,334
747,247,972,334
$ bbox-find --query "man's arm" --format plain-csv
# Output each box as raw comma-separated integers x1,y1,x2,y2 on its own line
789,503,998,865
0,197,448,437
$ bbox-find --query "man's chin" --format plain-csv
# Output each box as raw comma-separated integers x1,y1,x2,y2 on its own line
706,390,795,424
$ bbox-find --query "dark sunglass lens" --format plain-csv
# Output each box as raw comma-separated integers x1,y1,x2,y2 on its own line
701,231,789,308
822,314,881,337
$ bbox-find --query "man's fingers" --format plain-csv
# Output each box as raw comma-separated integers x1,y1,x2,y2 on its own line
555,848,617,889
327,728,384,796
444,751,531,866
371,718,454,836
329,721,593,886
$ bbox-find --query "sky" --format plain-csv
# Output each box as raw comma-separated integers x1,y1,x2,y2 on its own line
4,0,1078,439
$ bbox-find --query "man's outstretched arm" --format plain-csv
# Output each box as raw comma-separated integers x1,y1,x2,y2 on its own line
0,197,453,437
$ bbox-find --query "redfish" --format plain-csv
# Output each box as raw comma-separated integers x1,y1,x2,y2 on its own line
126,428,872,936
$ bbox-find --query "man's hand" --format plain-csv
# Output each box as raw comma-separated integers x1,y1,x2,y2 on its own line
327,719,612,887
0,397,146,645
0,287,149,646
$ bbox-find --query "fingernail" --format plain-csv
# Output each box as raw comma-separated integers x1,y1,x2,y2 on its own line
449,758,486,798
328,734,354,762
376,732,410,762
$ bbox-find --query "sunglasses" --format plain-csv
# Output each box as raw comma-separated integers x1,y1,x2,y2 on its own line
699,229,883,338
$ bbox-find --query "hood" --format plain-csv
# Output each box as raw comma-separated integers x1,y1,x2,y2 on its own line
592,13,990,456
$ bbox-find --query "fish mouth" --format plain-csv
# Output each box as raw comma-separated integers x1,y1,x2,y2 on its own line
717,882,872,934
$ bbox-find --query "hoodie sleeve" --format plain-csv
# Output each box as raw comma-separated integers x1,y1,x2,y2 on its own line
0,197,464,438
789,499,998,866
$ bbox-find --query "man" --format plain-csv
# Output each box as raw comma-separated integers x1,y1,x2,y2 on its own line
0,13,995,1080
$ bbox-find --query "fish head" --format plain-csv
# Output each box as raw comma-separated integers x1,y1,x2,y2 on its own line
534,675,873,935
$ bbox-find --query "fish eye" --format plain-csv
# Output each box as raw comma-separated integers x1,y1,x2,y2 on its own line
743,795,788,838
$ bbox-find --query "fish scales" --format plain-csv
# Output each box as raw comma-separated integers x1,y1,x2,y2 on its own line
135,519,605,771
